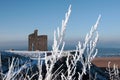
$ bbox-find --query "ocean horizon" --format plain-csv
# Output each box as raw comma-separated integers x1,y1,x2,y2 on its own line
0,47,120,57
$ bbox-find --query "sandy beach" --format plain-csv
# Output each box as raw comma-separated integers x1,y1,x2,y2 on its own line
92,57,120,68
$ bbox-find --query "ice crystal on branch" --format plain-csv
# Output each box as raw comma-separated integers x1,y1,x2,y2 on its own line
44,5,71,80
106,62,120,80
61,15,101,80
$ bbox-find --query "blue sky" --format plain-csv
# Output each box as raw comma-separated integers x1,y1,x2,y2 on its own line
0,0,120,50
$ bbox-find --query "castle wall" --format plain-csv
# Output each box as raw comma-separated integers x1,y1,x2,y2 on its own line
38,35,47,51
28,30,47,51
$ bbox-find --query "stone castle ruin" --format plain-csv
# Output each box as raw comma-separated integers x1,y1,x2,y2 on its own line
28,30,47,51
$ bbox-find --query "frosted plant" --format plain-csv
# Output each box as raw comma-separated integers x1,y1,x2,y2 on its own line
106,62,120,80
60,15,101,80
37,53,43,80
44,5,71,80
24,54,43,80
52,4,71,59
78,15,101,79
0,57,29,80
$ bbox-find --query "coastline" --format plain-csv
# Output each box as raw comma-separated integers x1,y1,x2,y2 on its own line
92,57,120,68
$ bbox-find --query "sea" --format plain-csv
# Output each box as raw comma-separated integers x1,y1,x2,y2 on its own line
0,47,120,57
96,48,120,57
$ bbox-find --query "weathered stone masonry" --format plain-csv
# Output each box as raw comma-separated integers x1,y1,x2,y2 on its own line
28,30,47,51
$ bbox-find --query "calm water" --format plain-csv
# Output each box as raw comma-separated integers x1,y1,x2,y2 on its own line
97,48,120,57
0,47,120,57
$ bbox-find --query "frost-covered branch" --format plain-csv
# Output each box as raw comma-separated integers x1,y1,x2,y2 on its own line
79,15,101,79
1,58,28,80
44,5,71,80
61,15,101,80
106,62,120,80
52,5,71,59
38,54,43,80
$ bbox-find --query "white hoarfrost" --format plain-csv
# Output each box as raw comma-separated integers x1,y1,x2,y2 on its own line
44,5,71,80
60,15,101,80
106,62,120,80
1,58,28,80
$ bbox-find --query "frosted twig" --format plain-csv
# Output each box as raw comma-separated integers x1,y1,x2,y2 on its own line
45,5,71,80
38,54,43,80
106,62,120,80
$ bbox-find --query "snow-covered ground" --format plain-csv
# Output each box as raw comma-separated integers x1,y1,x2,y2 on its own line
5,50,75,60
